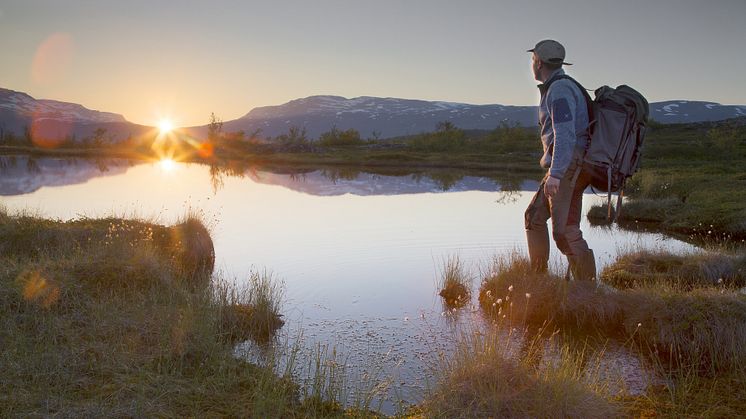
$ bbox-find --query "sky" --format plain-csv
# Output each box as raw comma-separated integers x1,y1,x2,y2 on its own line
1,0,745,127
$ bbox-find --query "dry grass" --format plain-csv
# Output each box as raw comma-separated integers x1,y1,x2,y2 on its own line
421,327,621,418
478,254,625,335
217,270,285,344
601,249,746,290
0,209,319,417
468,250,746,417
437,255,471,308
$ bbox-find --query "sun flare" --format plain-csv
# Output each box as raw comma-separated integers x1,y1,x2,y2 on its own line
158,119,173,134
159,158,176,171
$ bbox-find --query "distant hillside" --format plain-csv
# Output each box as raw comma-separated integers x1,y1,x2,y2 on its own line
187,95,746,140
0,88,151,143
2,86,745,143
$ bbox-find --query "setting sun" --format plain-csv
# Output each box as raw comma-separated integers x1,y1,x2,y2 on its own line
159,157,176,171
158,119,173,134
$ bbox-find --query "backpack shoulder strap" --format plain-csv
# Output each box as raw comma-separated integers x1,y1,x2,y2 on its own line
554,75,595,124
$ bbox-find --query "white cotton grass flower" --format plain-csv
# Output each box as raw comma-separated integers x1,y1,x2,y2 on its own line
497,298,502,305
508,285,514,292
525,293,531,299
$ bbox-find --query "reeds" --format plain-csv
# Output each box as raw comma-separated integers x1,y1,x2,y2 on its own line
217,269,285,344
422,326,621,418
437,255,471,308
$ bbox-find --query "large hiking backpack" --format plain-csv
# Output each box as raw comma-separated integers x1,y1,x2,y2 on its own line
550,75,649,222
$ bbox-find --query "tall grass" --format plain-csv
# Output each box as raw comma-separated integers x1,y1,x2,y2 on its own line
217,269,285,344
421,326,621,418
437,255,471,307
478,252,746,373
471,250,746,416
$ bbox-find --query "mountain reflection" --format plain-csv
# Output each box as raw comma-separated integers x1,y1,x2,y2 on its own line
0,155,137,196
0,155,537,198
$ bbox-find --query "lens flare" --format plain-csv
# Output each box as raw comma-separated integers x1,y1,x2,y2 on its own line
159,158,176,171
159,119,173,134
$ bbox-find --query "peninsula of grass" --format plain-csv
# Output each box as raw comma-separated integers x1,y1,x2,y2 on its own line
0,209,348,417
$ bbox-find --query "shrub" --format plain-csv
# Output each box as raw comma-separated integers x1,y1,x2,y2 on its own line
318,127,364,147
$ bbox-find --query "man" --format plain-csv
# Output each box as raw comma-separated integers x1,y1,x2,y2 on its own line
524,39,596,281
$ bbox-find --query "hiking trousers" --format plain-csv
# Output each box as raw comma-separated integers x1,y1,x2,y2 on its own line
524,159,592,273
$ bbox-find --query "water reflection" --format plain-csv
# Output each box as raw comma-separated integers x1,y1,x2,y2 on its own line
0,155,137,196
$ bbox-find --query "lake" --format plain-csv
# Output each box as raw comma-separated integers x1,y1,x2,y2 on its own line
0,155,697,413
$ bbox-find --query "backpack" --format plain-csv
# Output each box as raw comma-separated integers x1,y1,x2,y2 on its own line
549,75,649,222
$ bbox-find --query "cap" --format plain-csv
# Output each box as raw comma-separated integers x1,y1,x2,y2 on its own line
528,39,572,66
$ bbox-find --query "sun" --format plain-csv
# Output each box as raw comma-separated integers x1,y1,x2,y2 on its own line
158,119,173,134
159,157,176,171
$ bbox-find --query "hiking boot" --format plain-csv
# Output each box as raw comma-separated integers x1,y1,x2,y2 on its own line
568,249,596,281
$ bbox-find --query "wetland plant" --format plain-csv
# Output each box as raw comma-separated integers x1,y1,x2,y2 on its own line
601,249,746,290
422,326,621,418
218,269,285,344
437,255,471,308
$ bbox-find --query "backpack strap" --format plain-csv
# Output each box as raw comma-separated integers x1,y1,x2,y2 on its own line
542,75,595,127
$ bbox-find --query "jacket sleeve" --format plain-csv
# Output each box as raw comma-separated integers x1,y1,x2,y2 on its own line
547,82,577,179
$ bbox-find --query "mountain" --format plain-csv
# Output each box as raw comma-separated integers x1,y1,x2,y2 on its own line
649,100,746,124
189,95,537,140
2,87,745,143
0,88,151,143
197,95,746,140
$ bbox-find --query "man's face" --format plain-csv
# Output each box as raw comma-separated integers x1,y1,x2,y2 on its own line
531,53,542,81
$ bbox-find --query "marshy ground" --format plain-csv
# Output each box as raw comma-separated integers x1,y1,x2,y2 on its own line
2,207,745,417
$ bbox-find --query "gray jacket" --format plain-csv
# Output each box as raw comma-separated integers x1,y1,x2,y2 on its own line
538,68,590,179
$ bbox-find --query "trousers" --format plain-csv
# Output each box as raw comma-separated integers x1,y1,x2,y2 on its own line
524,158,592,273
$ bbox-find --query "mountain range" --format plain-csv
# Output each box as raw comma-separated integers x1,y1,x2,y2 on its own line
2,87,745,143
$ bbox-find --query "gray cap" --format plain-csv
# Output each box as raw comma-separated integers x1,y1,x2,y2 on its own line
528,39,572,66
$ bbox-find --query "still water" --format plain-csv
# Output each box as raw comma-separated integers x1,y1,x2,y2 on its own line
1,156,696,413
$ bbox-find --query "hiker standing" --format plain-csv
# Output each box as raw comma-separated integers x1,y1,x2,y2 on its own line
524,39,596,281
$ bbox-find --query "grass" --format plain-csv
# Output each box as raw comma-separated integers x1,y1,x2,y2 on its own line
0,208,364,417
218,270,285,344
437,255,471,308
601,249,746,290
419,325,621,418
460,251,746,417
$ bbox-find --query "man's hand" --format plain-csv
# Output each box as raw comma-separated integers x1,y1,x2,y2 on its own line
544,176,561,199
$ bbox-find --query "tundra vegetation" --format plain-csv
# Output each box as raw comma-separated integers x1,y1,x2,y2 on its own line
425,251,746,418
0,208,374,417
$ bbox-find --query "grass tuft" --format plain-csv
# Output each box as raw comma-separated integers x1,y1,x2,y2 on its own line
217,270,285,344
422,327,621,418
437,255,471,307
601,249,746,289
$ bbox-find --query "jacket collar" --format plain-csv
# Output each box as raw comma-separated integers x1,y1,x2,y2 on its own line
537,68,565,95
